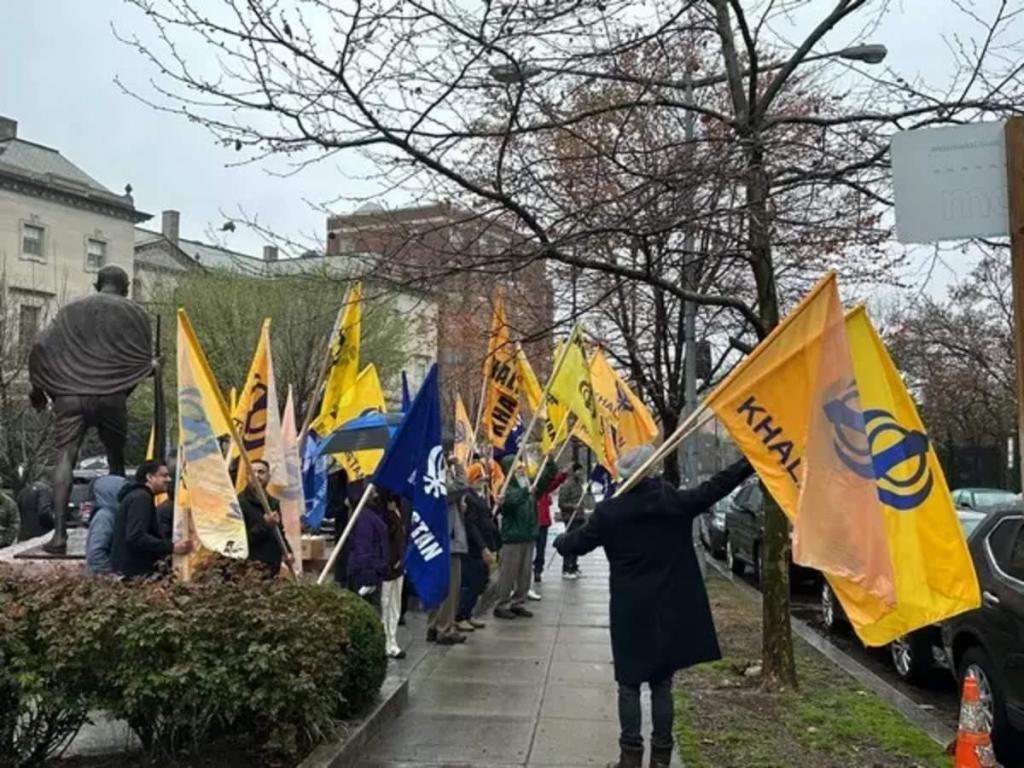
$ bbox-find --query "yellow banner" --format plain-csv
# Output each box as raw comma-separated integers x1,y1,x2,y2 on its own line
825,307,980,646
332,364,388,480
232,319,288,495
481,288,521,447
313,281,362,436
280,385,304,575
706,275,893,611
517,345,544,415
454,394,474,467
173,311,249,579
541,341,569,453
549,327,606,468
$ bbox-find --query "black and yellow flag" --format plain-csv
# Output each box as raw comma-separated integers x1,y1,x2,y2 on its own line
480,288,521,447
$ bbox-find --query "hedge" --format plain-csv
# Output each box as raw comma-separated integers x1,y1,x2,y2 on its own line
0,561,386,767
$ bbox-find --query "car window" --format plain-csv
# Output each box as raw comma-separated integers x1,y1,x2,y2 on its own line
987,517,1024,583
973,490,1019,510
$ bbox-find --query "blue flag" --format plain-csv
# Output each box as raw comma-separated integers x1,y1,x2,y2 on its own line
400,370,412,412
372,364,450,608
591,463,616,500
301,432,329,529
493,412,524,461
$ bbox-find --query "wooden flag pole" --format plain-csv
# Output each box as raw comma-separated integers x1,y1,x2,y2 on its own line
492,326,578,513
613,403,714,498
317,482,375,585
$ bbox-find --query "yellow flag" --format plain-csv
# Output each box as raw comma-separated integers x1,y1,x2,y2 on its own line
589,350,620,428
332,364,388,480
549,327,606,468
516,345,544,415
824,307,980,646
609,372,658,452
280,385,304,575
541,341,570,452
707,274,894,611
174,310,249,578
232,319,288,495
313,282,362,435
454,394,474,467
481,288,521,447
229,387,238,416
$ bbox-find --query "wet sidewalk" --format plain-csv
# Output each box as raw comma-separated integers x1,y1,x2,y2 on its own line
357,535,683,767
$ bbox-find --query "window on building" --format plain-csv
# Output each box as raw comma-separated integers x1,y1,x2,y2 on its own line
86,239,106,271
22,224,44,258
18,305,40,362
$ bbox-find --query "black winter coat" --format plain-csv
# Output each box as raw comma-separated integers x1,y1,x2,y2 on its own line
112,482,172,578
555,459,753,685
239,488,291,576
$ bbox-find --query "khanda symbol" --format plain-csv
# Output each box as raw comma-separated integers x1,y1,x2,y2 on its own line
579,381,597,417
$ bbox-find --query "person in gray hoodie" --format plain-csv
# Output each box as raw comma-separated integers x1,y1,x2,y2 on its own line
426,470,470,645
85,474,127,575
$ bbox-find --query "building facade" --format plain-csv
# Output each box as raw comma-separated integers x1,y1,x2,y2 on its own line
0,116,149,354
326,201,555,432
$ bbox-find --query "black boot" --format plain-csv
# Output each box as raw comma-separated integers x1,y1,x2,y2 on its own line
606,745,644,768
650,744,672,768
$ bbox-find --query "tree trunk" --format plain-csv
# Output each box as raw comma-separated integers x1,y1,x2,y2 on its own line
746,137,799,690
661,411,681,486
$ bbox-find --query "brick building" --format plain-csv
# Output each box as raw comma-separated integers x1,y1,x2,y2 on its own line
326,201,555,434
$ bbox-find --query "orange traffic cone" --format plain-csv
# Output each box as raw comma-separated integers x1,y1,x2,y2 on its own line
954,674,999,768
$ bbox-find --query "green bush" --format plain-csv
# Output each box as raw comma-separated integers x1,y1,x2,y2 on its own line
0,561,387,766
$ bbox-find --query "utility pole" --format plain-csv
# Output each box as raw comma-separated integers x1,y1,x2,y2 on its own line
682,72,699,489
1005,118,1024,495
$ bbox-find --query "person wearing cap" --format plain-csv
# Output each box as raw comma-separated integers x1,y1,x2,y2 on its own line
554,444,753,768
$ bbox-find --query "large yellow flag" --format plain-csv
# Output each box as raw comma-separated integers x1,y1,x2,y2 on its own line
706,274,894,609
232,319,288,495
174,311,249,577
280,385,305,575
517,345,544,415
549,327,607,468
453,394,474,467
481,288,521,447
610,372,658,452
823,307,980,646
313,281,362,435
541,341,570,452
332,364,388,480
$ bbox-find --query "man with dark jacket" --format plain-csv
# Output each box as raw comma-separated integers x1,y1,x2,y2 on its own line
456,471,495,632
492,455,557,620
381,493,408,658
555,445,753,768
238,459,293,577
557,462,586,578
112,460,190,578
16,480,54,542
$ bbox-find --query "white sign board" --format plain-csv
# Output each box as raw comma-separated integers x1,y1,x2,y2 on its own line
891,122,1008,244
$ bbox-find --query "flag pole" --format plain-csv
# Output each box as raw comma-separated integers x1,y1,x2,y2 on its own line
317,482,375,585
178,310,296,579
492,326,578,512
613,403,714,497
298,293,349,447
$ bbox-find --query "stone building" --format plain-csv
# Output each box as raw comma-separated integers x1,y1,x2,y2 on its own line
0,116,149,353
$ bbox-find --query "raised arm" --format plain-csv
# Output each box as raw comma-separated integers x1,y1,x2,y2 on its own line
672,459,754,520
554,509,603,557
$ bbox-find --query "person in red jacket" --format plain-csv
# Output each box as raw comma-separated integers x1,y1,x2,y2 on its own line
532,466,568,594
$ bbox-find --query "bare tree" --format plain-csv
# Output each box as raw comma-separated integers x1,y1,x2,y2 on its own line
118,0,1024,687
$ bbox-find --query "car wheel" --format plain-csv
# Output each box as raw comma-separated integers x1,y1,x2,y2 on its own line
821,581,840,632
959,647,1008,750
889,634,930,684
727,539,744,575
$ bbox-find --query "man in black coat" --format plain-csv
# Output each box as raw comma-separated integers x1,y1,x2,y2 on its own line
555,445,753,768
112,460,190,578
239,459,293,577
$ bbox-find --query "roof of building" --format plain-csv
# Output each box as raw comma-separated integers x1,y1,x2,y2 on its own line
0,138,151,225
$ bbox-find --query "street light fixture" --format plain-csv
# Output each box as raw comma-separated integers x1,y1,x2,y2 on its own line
836,44,888,65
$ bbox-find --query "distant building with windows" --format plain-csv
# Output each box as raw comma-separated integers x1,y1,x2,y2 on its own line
0,116,150,353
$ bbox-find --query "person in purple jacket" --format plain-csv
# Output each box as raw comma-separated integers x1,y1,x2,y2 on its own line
345,491,390,613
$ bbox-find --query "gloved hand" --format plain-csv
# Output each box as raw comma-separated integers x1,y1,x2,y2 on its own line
358,585,377,597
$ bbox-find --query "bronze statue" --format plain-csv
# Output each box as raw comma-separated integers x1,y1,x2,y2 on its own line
29,265,155,554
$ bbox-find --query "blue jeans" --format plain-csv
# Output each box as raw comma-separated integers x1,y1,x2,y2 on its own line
457,556,487,622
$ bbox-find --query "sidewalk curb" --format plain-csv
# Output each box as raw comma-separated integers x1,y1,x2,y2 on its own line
704,555,957,748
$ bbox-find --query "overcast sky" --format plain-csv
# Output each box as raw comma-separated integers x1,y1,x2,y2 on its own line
2,0,1012,298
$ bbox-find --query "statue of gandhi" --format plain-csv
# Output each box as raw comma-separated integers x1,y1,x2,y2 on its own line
29,265,155,554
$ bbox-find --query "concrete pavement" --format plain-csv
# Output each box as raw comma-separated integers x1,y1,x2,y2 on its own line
357,533,683,767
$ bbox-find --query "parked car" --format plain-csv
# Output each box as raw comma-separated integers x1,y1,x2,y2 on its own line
821,508,988,684
952,487,1021,513
699,487,738,559
942,507,1024,758
724,480,816,585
